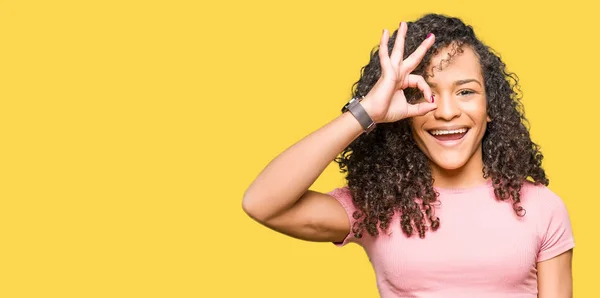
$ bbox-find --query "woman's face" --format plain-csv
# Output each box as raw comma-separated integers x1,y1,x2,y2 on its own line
410,45,490,172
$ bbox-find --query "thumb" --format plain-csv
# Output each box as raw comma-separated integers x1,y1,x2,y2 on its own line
405,102,437,118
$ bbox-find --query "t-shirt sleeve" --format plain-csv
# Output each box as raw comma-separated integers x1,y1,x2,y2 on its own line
327,186,361,247
536,186,575,262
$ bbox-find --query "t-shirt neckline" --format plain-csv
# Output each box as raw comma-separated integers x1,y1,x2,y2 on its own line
433,179,494,194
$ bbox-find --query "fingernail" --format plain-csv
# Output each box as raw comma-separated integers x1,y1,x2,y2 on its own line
431,95,435,103
427,33,432,39
399,22,403,27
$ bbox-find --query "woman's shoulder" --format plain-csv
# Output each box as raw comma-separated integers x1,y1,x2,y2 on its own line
326,185,358,215
519,180,570,216
520,180,563,201
520,181,575,260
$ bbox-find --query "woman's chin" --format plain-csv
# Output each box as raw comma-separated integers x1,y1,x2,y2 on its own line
429,156,468,171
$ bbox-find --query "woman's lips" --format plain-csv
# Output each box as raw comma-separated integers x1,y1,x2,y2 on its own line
427,129,470,146
431,131,467,141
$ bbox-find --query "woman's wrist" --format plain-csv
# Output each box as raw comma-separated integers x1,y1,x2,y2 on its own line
360,96,381,124
341,96,377,134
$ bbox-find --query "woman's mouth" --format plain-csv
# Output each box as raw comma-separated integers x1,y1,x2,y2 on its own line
428,128,469,142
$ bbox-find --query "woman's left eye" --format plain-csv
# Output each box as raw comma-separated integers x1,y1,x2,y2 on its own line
458,90,475,96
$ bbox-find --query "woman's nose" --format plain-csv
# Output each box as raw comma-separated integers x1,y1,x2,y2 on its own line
433,94,461,121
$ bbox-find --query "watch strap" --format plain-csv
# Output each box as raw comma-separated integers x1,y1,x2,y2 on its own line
342,97,376,134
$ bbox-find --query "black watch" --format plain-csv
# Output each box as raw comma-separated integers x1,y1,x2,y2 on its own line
341,96,376,134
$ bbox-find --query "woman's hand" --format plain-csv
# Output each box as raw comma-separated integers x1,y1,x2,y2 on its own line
361,22,437,123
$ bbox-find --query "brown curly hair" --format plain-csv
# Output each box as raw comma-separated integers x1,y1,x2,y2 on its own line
334,13,549,239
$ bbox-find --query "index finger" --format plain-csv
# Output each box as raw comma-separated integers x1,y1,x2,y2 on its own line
403,74,433,104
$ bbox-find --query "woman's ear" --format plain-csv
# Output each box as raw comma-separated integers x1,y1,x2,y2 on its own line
487,115,491,122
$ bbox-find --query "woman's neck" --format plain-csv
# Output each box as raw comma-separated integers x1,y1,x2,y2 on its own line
430,147,489,189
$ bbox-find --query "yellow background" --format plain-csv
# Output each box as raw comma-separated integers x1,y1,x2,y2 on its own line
1,0,597,297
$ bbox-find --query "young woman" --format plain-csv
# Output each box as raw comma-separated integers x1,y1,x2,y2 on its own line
242,14,574,297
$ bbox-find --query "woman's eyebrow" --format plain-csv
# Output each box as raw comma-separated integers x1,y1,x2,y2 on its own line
455,79,482,87
427,79,482,88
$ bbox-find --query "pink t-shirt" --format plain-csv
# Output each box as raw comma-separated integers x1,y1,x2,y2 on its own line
328,180,575,298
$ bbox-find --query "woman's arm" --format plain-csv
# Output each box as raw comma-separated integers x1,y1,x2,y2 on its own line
537,249,573,298
242,112,365,242
242,22,437,242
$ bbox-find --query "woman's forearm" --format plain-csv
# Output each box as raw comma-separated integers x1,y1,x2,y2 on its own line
242,111,364,221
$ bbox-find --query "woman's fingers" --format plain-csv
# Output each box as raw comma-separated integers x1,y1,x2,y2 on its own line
378,29,393,74
372,25,438,121
406,101,437,117
402,74,433,103
390,22,407,66
401,74,436,118
402,33,435,72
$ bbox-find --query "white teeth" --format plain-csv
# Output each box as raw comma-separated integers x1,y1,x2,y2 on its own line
430,128,468,136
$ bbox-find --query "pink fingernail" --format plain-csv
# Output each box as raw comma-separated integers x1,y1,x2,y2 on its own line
431,95,435,103
427,33,432,39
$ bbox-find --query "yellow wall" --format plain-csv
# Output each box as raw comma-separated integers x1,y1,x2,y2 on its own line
1,0,596,297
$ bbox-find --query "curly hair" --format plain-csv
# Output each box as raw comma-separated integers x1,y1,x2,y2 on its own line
334,13,548,239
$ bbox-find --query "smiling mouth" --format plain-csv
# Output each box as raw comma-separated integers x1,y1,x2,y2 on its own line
428,128,470,141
